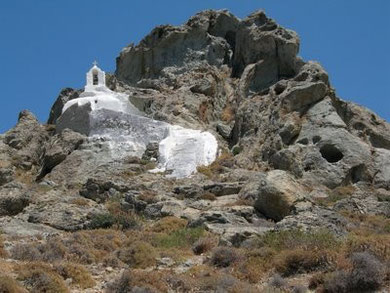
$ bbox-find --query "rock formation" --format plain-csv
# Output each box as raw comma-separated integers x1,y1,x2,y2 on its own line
0,9,389,292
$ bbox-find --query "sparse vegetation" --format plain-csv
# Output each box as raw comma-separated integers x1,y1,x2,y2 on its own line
197,151,235,179
150,216,187,234
117,241,157,269
192,236,217,255
153,227,205,249
0,275,26,293
200,191,217,201
16,262,69,293
211,247,241,268
55,263,95,289
323,252,386,293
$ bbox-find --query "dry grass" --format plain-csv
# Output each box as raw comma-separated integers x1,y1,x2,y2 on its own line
0,275,26,293
150,217,188,234
55,263,95,289
16,262,69,293
64,229,124,264
221,103,235,122
192,237,217,255
70,198,90,206
224,198,254,207
197,151,234,179
138,190,158,204
117,241,157,269
316,185,356,206
274,249,333,276
199,101,209,122
200,192,217,201
106,270,169,293
0,235,8,258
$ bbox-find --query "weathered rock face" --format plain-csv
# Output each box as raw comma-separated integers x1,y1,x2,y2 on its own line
4,110,50,168
47,88,82,125
0,9,389,248
116,10,299,90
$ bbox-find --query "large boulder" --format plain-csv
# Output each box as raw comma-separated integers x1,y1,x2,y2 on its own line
0,183,30,216
4,110,49,167
47,88,82,125
243,170,308,221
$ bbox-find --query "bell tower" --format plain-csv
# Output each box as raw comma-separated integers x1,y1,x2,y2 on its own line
85,61,106,92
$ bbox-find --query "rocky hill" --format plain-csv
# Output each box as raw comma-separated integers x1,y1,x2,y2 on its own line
0,10,389,293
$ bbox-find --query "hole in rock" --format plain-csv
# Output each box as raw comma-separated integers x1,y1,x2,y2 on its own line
320,144,343,163
349,164,369,184
297,138,309,145
312,136,321,144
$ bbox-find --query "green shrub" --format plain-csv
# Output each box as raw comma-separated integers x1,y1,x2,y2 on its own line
89,213,116,229
232,145,243,156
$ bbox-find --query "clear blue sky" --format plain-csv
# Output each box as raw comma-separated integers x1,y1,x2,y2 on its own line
1,1,389,133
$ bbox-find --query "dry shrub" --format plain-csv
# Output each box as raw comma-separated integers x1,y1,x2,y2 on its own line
11,238,66,262
274,249,332,276
344,232,390,261
257,229,340,252
16,262,68,293
190,270,257,293
224,198,254,207
64,229,124,264
40,238,67,262
197,152,234,179
150,216,188,234
221,104,235,122
200,192,217,201
269,273,287,288
0,236,8,258
103,255,122,268
70,198,90,206
344,213,390,235
117,241,157,269
199,101,209,122
308,273,325,290
11,243,41,261
211,247,241,268
0,275,26,293
138,190,158,204
192,237,217,255
106,201,141,230
55,263,95,289
323,252,386,293
106,270,168,293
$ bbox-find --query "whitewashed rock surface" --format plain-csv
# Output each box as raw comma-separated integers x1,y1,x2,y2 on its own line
58,72,218,178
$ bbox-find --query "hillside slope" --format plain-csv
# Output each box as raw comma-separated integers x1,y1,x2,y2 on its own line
0,10,389,293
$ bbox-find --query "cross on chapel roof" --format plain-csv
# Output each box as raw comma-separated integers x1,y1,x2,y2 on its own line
93,60,98,66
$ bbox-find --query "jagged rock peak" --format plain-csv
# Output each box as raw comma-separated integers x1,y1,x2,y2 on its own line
115,9,300,87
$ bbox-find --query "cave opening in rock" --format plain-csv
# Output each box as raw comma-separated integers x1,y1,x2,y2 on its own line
320,144,343,163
